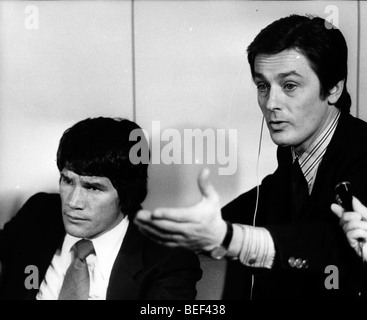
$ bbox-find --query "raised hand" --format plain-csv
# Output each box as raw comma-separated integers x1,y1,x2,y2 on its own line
134,168,227,252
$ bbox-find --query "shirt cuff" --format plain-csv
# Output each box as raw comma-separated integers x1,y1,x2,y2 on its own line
227,223,275,269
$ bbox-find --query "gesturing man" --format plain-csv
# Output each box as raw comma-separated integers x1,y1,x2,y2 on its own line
135,15,367,299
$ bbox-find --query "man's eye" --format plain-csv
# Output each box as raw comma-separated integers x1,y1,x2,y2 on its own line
257,83,269,92
284,83,297,91
86,186,101,192
61,176,73,185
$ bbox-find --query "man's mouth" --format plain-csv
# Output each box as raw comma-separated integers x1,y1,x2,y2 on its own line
64,213,88,222
268,120,288,130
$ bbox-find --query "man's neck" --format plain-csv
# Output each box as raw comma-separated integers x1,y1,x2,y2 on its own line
294,106,340,155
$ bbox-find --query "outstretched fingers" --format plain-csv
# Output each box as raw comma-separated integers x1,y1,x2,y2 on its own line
135,209,192,233
151,207,197,222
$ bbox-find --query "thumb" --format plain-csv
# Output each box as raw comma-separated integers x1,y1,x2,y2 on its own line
198,168,217,200
331,203,343,219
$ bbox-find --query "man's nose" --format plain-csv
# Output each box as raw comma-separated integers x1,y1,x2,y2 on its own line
66,186,85,209
265,87,282,111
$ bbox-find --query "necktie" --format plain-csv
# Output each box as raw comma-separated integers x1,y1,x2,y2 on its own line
58,239,95,300
290,158,309,221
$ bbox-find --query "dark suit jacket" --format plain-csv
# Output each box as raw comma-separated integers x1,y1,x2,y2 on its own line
222,112,367,300
0,193,202,300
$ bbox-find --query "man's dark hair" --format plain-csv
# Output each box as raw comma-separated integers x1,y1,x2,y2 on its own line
56,117,149,217
247,14,351,113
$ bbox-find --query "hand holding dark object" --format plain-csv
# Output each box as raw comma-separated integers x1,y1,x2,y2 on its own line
335,181,353,211
331,182,367,260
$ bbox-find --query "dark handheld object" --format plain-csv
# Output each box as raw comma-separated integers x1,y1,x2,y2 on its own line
335,181,353,211
335,182,367,298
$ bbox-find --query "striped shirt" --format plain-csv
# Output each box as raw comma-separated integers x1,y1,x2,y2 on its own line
292,110,341,193
227,110,341,269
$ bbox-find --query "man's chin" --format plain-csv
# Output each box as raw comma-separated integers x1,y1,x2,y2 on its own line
270,136,290,147
63,223,89,239
269,132,296,148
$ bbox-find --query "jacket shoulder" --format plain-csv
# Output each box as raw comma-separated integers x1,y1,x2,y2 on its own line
26,192,60,205
342,113,367,140
3,192,61,230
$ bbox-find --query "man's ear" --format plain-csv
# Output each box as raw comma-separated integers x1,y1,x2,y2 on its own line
328,79,344,105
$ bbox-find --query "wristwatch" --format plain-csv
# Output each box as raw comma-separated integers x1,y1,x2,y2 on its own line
209,221,233,260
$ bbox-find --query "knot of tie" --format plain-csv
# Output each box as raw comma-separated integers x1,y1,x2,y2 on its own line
74,239,95,261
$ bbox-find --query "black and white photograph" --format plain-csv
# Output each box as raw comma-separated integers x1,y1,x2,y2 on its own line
0,0,366,311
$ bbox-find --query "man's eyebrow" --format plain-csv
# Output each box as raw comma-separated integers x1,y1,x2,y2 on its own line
253,72,265,80
276,70,303,80
253,70,303,80
60,172,70,179
80,179,108,189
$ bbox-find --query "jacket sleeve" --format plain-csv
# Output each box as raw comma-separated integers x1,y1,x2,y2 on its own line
221,148,367,279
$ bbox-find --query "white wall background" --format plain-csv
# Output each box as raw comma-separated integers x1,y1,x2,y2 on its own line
0,0,364,231
360,1,367,120
0,0,133,225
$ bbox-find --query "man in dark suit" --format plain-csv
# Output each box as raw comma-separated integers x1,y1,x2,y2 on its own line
134,15,367,299
0,117,202,300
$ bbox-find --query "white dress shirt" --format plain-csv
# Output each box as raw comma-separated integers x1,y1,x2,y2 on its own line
36,216,129,300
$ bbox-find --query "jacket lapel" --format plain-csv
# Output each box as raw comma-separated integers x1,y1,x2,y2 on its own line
106,222,145,300
307,112,351,218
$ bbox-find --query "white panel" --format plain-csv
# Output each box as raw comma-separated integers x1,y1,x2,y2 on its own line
135,1,359,211
0,1,133,227
359,1,367,121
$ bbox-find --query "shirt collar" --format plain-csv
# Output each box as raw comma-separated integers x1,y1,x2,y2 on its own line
291,109,341,188
291,109,340,162
90,216,129,279
63,215,129,279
